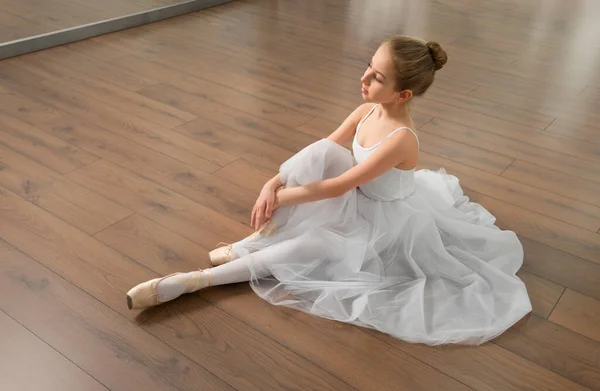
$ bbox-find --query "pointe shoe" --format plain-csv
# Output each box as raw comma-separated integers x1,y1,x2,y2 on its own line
126,270,209,310
126,273,180,310
209,220,278,266
209,242,234,266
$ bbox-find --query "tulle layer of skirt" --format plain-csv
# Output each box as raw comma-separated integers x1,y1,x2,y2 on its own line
232,139,532,346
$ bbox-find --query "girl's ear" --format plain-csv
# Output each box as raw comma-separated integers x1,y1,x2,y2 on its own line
396,89,413,103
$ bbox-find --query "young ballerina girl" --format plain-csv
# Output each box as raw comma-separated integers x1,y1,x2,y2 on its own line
127,35,532,346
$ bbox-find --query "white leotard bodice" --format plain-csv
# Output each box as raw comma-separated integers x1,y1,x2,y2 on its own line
352,104,419,201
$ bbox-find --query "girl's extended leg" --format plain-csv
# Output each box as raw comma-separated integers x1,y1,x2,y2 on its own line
127,235,328,310
126,258,256,310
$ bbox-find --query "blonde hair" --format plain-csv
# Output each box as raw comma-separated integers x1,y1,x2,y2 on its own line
383,35,448,96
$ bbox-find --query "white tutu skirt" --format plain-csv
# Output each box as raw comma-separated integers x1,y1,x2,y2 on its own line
233,139,532,346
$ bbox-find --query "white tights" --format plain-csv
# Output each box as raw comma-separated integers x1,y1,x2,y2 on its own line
155,256,253,301
155,239,284,302
154,232,333,303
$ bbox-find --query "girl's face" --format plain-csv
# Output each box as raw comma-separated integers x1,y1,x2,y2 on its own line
361,44,411,104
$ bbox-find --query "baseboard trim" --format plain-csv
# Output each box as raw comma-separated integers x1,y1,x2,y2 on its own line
0,0,234,59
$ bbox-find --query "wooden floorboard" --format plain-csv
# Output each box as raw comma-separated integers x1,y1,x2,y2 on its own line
519,237,600,301
550,290,600,343
422,118,600,184
1,0,599,390
494,314,600,391
0,240,236,391
0,142,131,235
0,309,109,391
0,111,98,173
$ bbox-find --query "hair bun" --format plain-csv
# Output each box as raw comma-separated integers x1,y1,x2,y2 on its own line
426,41,448,71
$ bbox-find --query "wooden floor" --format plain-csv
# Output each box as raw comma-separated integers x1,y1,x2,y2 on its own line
0,0,188,43
1,0,600,390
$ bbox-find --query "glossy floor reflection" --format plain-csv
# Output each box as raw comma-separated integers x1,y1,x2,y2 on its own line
0,0,194,43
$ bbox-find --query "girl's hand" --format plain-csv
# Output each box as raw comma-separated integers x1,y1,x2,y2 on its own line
251,184,279,230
